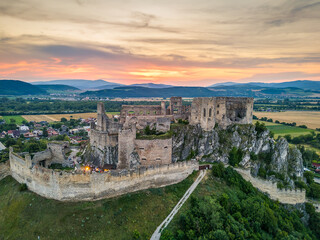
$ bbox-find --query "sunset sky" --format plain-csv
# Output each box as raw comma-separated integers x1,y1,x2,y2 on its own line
0,0,320,86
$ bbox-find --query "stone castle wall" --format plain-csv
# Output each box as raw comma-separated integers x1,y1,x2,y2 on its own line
9,151,198,201
235,168,306,204
120,105,164,123
0,161,10,181
135,138,172,166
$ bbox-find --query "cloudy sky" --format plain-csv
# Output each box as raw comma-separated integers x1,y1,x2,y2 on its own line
0,0,319,86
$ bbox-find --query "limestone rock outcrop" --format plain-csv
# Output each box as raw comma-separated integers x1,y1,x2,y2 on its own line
171,123,304,186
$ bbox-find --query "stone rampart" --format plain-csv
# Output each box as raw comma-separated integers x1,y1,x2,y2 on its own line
0,161,10,180
10,151,198,201
235,168,306,204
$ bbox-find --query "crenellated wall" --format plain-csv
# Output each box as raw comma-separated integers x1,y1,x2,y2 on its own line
235,168,306,204
10,151,198,201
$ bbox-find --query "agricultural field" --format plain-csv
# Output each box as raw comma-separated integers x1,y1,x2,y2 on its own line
253,120,318,138
254,111,320,129
22,112,119,122
0,115,26,124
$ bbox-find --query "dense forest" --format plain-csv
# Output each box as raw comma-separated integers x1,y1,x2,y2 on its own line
254,99,320,111
0,80,47,95
0,98,185,115
161,164,320,240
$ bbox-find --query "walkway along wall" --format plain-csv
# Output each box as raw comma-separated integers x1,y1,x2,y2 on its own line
9,151,198,201
235,168,306,204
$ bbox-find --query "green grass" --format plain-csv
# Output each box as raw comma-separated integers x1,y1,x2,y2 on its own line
136,131,173,140
253,120,317,138
1,115,26,125
0,172,198,240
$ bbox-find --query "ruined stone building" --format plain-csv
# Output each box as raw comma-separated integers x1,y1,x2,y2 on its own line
190,97,253,130
89,96,253,169
90,97,188,169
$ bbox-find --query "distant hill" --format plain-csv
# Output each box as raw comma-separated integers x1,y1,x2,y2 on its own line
209,80,320,90
37,84,79,91
129,83,173,88
208,82,242,87
81,86,217,98
0,80,47,95
32,79,123,90
268,80,320,90
81,84,319,98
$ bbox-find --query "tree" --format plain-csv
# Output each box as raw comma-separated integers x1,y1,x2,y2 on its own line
308,183,320,200
43,127,48,137
229,147,243,166
61,117,67,123
304,171,314,184
212,162,225,178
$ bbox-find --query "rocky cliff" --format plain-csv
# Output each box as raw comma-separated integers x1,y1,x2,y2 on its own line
171,123,304,188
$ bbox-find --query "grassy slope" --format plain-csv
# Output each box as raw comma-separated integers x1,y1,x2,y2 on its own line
253,120,317,138
0,115,26,125
0,172,197,240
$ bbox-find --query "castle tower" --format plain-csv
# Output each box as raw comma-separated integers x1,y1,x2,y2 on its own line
161,101,166,115
118,124,136,169
96,102,109,131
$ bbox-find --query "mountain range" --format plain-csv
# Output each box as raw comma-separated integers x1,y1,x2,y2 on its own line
208,80,320,91
32,79,123,90
1,79,320,98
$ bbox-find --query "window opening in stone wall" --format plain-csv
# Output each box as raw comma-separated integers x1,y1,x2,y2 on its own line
209,108,212,117
203,108,206,117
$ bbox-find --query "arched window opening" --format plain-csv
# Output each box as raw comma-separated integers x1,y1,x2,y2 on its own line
203,108,206,117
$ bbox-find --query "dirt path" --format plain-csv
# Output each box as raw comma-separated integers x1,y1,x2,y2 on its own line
150,170,206,240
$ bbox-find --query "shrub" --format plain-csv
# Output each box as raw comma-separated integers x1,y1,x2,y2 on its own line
211,162,225,178
255,121,267,135
19,183,28,192
304,171,314,184
132,229,140,239
294,180,307,190
228,147,244,167
258,167,267,179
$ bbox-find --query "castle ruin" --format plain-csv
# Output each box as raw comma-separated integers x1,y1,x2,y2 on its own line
8,96,253,201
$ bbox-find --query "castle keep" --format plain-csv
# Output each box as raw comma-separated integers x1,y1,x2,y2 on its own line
8,96,253,201
190,97,254,130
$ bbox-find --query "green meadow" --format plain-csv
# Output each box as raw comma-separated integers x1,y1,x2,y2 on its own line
253,120,318,138
0,115,26,125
